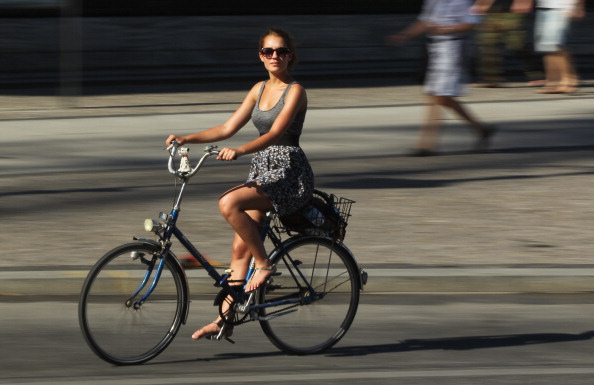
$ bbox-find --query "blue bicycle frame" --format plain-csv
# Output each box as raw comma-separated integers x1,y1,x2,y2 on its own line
129,143,323,314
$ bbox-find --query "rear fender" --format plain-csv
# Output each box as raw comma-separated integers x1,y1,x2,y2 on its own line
269,235,367,290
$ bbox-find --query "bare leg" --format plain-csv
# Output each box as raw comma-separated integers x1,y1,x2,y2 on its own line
228,231,256,283
218,182,274,292
436,95,496,151
437,95,487,135
415,95,442,151
538,49,578,93
558,48,578,91
545,52,561,85
192,205,267,340
539,52,562,91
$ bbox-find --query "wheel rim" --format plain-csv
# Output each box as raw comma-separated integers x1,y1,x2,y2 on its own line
259,237,359,354
79,244,184,365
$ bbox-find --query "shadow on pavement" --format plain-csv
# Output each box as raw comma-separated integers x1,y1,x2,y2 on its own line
146,330,594,364
327,331,594,357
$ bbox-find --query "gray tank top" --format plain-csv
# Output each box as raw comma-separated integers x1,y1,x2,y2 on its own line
252,81,306,138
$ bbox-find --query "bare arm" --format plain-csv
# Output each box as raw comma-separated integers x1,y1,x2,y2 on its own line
166,81,308,162
571,0,586,19
165,84,259,146
386,20,428,44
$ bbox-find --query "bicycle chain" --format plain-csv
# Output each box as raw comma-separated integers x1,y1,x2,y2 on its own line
231,286,301,326
233,303,300,326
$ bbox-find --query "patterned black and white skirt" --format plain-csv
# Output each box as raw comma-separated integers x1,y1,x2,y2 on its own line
247,145,314,215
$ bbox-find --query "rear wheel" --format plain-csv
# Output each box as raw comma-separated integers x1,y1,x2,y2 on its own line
79,243,187,365
258,237,360,355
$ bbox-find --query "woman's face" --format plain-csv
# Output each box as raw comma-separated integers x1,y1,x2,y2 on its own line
259,34,292,73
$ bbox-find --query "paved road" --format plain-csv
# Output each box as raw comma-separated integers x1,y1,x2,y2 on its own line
2,79,594,294
3,293,594,384
3,78,594,384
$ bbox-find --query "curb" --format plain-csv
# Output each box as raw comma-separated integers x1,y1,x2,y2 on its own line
3,268,594,297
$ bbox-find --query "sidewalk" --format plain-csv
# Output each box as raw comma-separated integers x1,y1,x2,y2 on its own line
1,78,593,120
4,266,594,296
2,78,594,296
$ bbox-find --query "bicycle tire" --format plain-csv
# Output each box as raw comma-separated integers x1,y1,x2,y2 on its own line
258,236,361,355
79,242,188,365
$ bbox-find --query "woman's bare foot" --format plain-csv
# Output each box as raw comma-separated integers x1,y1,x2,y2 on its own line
192,321,221,340
192,320,233,341
245,265,276,293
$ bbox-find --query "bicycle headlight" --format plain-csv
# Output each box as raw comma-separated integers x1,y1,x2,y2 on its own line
144,219,162,233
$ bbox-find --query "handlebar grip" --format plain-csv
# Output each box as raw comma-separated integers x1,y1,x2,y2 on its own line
167,140,180,154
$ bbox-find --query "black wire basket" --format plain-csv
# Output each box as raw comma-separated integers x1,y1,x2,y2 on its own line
273,190,355,241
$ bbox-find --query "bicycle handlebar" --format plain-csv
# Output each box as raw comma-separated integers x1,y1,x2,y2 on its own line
166,141,220,178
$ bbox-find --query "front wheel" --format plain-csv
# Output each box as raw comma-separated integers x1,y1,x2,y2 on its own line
258,237,361,355
78,243,188,365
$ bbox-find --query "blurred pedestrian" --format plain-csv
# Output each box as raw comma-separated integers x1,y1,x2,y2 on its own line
387,0,496,156
472,0,544,87
534,0,585,93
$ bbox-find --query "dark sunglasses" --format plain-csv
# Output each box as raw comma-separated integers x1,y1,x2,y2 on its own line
259,47,291,58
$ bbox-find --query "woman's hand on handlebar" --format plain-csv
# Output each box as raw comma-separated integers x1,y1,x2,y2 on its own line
166,135,186,147
164,135,238,161
216,147,240,161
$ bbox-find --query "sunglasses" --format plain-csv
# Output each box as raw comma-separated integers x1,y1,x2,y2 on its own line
259,47,291,58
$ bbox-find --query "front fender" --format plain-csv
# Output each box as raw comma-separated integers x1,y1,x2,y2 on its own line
133,238,191,324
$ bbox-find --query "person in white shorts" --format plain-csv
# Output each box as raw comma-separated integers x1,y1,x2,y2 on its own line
388,0,496,155
534,0,585,94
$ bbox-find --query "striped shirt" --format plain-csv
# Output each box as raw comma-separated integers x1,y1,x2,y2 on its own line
419,0,481,38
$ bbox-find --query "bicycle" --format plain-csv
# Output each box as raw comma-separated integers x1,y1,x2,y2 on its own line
78,142,367,365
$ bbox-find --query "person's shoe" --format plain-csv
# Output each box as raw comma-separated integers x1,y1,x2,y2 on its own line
476,125,498,153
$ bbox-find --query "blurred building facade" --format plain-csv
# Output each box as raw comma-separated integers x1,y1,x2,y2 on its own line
0,0,592,94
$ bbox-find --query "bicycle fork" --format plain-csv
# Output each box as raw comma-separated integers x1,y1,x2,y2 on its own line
125,251,167,309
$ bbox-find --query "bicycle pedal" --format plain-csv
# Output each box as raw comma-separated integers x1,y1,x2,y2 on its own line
205,334,235,344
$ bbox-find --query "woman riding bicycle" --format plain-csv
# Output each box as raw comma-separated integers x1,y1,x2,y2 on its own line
165,28,314,341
